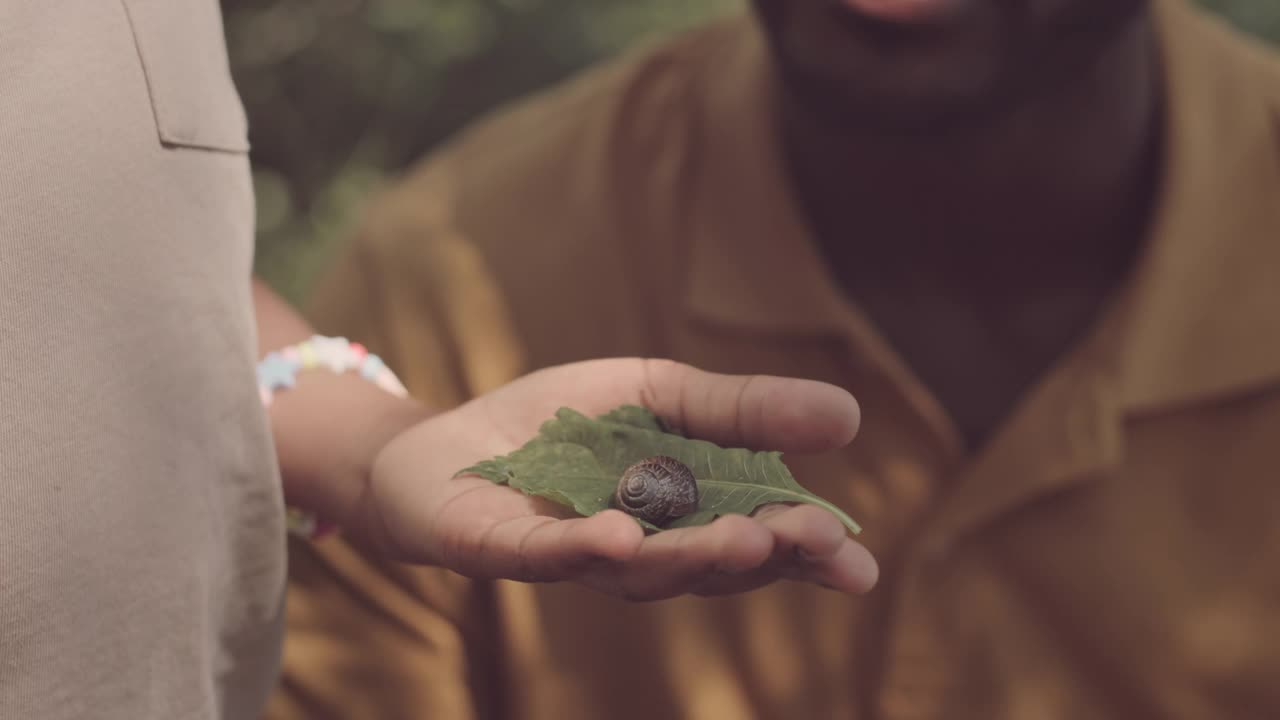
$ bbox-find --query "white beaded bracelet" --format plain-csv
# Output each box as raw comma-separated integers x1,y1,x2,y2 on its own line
257,335,409,539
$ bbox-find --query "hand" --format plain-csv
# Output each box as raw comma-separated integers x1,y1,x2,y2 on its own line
357,358,878,600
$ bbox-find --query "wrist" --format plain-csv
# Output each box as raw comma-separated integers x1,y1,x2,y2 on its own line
258,335,433,542
279,375,432,527
328,386,435,550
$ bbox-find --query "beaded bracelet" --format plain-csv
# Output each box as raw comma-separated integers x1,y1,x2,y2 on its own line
257,335,409,540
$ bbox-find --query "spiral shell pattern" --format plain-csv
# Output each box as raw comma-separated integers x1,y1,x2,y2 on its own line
612,456,699,526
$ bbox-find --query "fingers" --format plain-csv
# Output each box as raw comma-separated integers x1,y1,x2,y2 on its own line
449,507,774,596
432,484,875,598
635,359,861,452
578,514,775,601
512,358,860,452
752,504,878,594
454,510,644,581
794,538,879,594
689,505,878,597
751,503,847,557
575,507,877,601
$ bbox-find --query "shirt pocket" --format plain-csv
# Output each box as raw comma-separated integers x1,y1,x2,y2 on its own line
120,0,249,154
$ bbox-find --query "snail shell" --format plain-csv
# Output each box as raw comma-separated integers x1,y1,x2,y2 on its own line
612,456,699,526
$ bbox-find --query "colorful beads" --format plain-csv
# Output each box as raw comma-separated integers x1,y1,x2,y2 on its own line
310,335,352,373
257,352,300,392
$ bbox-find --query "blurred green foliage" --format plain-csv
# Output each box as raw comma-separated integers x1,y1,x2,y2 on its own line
1201,0,1280,40
225,0,1280,303
227,0,737,302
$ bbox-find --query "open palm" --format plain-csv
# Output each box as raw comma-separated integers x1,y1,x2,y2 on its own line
361,358,878,600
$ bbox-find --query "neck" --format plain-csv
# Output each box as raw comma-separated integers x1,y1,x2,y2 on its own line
782,12,1164,296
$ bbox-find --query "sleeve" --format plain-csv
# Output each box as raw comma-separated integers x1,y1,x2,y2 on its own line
265,158,527,720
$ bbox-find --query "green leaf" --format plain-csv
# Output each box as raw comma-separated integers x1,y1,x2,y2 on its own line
595,404,681,435
459,405,861,534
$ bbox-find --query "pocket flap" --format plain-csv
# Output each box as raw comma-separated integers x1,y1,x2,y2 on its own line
122,0,249,153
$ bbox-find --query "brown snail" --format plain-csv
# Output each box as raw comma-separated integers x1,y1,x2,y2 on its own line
612,456,699,526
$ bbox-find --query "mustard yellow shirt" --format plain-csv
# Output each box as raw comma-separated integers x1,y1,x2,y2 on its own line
274,2,1280,718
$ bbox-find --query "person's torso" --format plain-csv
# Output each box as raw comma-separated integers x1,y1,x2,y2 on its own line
0,2,284,718
296,3,1280,718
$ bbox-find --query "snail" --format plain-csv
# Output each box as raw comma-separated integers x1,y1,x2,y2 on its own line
612,455,699,526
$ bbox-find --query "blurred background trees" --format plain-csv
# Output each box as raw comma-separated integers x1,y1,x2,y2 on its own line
224,0,1280,303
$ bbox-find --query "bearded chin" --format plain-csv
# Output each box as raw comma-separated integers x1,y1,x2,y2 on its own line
752,0,1151,137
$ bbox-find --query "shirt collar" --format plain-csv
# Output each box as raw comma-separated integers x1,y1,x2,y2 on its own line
681,0,1280,413
1117,0,1280,412
682,18,853,337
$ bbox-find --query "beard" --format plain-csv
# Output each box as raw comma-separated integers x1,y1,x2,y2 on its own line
751,0,1151,135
